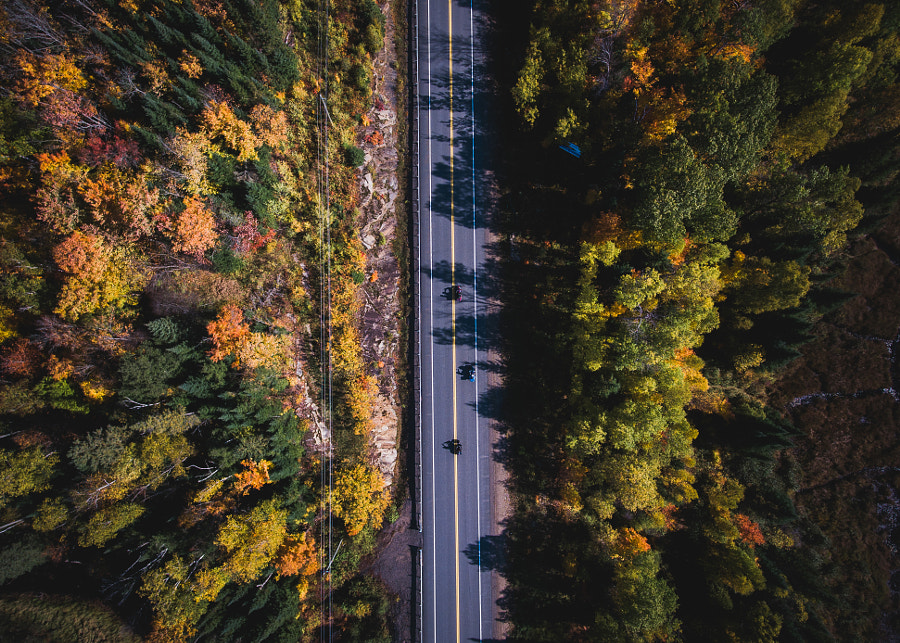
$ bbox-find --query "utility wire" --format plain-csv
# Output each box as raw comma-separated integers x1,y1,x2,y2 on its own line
315,0,334,640
313,0,331,639
325,0,334,638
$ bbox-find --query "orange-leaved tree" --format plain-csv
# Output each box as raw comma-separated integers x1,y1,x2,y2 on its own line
169,196,218,259
610,527,652,562
207,304,289,370
275,532,319,578
233,459,273,495
734,513,765,548
249,104,290,151
79,166,159,237
0,338,41,377
207,304,250,363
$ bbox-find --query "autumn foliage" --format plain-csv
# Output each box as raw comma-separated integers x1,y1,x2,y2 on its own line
52,231,147,321
168,196,218,259
0,0,394,636
206,304,289,370
332,464,389,536
0,339,41,377
611,527,652,561
275,532,319,578
233,212,276,255
734,513,765,548
202,101,259,162
233,459,272,495
207,304,251,363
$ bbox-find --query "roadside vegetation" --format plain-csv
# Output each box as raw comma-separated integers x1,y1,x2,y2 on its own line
0,0,395,639
498,0,900,640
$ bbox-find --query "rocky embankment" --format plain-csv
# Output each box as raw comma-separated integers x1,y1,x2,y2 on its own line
357,1,403,491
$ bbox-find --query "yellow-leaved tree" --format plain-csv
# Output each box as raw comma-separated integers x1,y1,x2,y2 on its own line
202,101,259,162
52,231,148,321
215,499,288,583
332,463,389,536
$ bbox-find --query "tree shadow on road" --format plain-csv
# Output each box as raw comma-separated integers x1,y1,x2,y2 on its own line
463,534,508,572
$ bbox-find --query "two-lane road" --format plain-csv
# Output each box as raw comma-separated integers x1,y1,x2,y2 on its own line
417,0,495,640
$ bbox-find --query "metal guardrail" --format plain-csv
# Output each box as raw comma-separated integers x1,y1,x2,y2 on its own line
414,544,423,643
410,0,422,537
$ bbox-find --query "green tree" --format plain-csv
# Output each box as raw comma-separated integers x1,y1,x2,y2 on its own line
513,38,546,128
685,57,778,183
740,165,863,255
78,502,145,547
630,135,730,245
0,538,47,584
119,345,185,403
69,425,133,473
0,446,57,509
599,550,681,641
722,255,810,315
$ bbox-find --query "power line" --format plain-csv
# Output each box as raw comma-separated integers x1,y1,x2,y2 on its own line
317,0,334,640
325,0,334,633
313,0,333,639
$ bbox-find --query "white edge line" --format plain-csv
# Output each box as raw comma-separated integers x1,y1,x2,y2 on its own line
469,2,484,640
426,1,438,640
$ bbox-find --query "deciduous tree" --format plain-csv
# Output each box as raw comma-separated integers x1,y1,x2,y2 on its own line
202,101,258,162
332,463,389,536
207,303,250,363
215,499,287,582
233,459,272,495
52,232,148,321
249,103,290,151
79,166,159,237
78,501,145,547
168,196,218,259
275,532,318,578
0,445,57,509
14,50,87,108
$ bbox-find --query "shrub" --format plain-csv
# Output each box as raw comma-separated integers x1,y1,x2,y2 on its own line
344,144,366,168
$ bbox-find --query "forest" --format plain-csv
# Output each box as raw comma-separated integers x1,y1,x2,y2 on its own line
0,0,398,640
496,0,900,640
3,0,899,640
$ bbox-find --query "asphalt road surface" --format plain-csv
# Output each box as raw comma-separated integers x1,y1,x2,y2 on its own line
417,0,496,640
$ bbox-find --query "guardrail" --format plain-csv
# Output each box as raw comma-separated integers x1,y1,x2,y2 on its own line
412,544,423,643
410,0,422,537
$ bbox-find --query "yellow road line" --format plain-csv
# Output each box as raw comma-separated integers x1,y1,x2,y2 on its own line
448,2,460,642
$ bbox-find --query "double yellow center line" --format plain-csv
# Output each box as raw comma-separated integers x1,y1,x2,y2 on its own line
448,2,460,641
